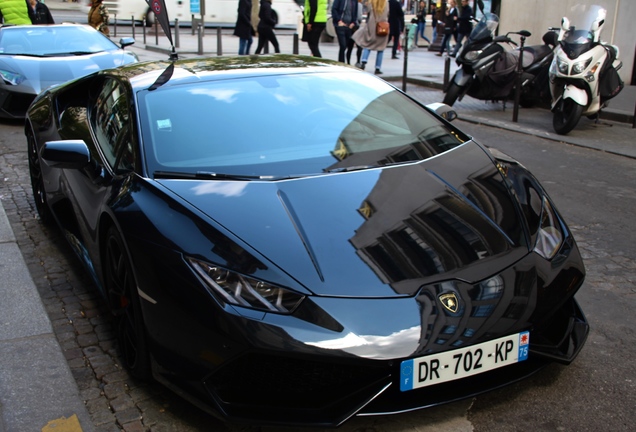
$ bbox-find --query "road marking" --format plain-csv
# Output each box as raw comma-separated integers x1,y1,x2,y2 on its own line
41,414,83,432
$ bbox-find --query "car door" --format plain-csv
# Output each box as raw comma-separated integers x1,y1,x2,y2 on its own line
60,77,137,276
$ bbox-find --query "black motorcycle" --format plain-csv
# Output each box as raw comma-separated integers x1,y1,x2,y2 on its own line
443,13,558,108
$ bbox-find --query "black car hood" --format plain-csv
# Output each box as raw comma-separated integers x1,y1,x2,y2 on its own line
158,142,529,297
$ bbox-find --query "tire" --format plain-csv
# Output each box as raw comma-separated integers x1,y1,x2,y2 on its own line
104,227,152,380
443,82,462,106
27,130,53,225
552,98,584,135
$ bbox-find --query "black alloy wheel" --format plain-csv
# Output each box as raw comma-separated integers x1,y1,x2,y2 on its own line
27,130,52,225
442,82,462,106
104,226,152,380
552,97,584,135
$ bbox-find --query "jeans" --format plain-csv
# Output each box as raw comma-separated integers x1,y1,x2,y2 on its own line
451,32,468,56
361,48,384,71
440,32,452,55
414,22,430,45
238,36,253,55
335,25,353,63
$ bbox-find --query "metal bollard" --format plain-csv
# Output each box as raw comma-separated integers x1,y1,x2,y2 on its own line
143,18,147,44
512,35,526,123
217,27,222,55
175,19,179,48
443,56,451,91
197,24,204,55
293,33,299,54
113,14,117,37
192,15,196,36
131,16,135,39
155,18,159,45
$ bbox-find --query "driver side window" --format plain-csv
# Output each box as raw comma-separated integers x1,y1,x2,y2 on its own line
93,79,135,174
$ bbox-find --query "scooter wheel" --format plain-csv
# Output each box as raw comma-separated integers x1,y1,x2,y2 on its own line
553,99,583,135
443,83,462,107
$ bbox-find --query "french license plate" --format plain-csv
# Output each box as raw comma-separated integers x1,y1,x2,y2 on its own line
400,331,529,391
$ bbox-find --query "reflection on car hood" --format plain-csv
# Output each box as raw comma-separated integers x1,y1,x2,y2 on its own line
159,142,529,297
0,50,137,94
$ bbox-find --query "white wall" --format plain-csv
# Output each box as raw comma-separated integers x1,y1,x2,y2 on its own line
498,0,634,83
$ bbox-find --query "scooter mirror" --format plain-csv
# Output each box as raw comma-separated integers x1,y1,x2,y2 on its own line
561,17,569,31
518,30,531,37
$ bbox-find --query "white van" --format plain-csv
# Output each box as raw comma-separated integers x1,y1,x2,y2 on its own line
81,0,302,28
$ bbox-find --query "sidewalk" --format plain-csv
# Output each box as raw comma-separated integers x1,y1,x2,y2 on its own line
0,204,94,431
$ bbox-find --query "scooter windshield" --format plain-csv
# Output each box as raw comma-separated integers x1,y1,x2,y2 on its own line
469,13,499,42
560,5,605,59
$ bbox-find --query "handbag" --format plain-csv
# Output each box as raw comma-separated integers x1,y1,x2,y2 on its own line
376,21,389,36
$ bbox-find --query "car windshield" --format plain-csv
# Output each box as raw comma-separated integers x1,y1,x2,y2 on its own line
138,71,468,178
0,25,119,56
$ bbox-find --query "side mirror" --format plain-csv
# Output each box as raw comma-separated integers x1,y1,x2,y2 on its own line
426,102,458,122
119,37,135,48
41,140,90,169
561,17,570,31
519,30,531,37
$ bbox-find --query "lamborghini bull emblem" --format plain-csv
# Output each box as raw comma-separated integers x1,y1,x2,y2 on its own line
439,293,459,313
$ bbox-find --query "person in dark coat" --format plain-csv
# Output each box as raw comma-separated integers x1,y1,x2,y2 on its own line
451,0,473,57
255,0,280,54
436,0,457,56
331,0,359,63
388,0,404,59
233,0,254,55
28,0,55,25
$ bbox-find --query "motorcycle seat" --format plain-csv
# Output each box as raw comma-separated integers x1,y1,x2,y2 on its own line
522,45,553,65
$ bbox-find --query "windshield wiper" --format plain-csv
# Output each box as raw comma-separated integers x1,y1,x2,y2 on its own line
326,161,414,173
154,170,280,180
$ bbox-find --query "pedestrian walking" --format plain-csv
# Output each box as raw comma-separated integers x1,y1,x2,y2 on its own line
255,0,280,54
0,0,32,25
437,0,457,56
431,3,438,42
88,0,110,36
388,0,404,59
331,0,359,63
28,0,55,25
414,1,430,46
352,0,389,75
234,0,254,55
451,0,473,57
303,0,328,57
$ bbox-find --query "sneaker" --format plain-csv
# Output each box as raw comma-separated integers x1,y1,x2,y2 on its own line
354,62,362,69
435,53,443,56
391,55,399,59
360,62,366,70
374,68,383,75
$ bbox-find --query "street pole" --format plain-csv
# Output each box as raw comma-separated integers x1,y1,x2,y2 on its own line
512,34,527,123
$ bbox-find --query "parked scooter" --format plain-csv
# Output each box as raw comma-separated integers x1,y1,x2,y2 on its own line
548,5,624,135
443,13,558,108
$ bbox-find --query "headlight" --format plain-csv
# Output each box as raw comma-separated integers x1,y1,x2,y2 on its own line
0,69,25,85
571,58,592,75
187,257,305,314
533,197,564,260
464,49,482,61
556,57,569,75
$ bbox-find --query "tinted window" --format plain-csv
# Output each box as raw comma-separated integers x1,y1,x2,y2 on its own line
138,71,467,178
93,79,135,173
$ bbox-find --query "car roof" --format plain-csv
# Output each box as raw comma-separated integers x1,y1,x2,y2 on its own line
105,55,363,92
